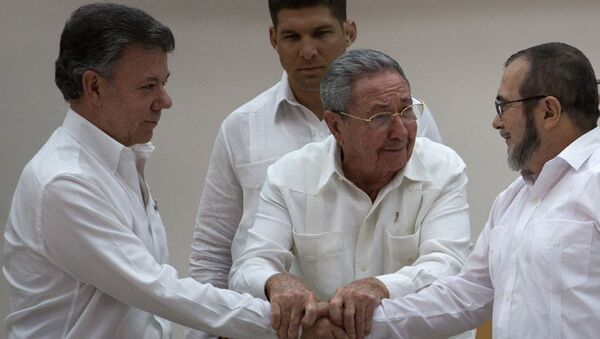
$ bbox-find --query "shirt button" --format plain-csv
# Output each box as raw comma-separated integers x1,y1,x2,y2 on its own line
504,293,511,302
360,265,367,272
254,183,260,189
305,256,317,263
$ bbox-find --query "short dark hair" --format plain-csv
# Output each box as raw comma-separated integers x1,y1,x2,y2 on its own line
320,49,408,114
268,0,346,27
55,3,175,101
506,42,599,131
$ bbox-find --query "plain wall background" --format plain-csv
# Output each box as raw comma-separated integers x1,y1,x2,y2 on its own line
1,1,599,338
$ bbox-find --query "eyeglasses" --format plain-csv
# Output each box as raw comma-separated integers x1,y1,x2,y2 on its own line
337,103,424,129
495,95,547,118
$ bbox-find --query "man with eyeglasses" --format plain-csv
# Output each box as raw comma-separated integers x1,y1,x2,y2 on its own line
230,49,473,339
363,42,600,338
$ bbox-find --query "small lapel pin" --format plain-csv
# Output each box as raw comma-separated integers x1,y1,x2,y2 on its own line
394,211,399,223
153,199,159,212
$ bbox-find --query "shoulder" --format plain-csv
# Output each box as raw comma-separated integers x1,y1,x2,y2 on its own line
413,137,466,172
221,82,281,128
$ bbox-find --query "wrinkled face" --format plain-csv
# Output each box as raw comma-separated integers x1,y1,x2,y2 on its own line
493,58,540,173
269,5,351,94
334,71,416,180
96,45,172,146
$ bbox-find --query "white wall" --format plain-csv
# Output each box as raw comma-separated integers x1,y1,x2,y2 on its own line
1,1,599,338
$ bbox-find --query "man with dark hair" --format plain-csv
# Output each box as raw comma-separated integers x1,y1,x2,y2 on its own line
230,49,472,339
3,3,277,338
188,0,443,314
365,42,600,338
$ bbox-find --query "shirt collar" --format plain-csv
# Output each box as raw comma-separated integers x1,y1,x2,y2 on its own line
62,108,154,174
316,137,433,191
273,72,305,121
555,126,600,171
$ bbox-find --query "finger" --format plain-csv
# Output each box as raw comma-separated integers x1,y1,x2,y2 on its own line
364,302,377,335
278,303,291,339
317,302,330,318
287,304,303,339
301,296,318,327
354,302,366,339
271,301,281,331
343,300,356,339
331,323,351,339
329,296,344,326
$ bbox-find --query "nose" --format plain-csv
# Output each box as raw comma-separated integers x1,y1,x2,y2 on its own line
388,115,409,139
299,38,317,59
153,86,172,110
492,114,502,130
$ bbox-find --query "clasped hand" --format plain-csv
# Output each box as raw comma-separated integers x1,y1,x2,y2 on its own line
266,274,389,339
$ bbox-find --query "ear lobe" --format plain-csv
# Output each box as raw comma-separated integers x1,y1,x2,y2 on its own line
324,111,345,144
343,20,357,46
542,96,562,129
82,70,99,94
269,26,278,49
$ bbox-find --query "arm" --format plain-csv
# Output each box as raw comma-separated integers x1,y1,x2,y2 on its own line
368,224,495,338
377,166,472,298
41,175,274,339
230,171,317,338
189,125,242,288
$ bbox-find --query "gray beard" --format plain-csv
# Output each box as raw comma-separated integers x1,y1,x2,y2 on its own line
507,113,540,172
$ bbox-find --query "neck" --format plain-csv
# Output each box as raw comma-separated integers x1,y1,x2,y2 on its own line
291,85,325,120
344,167,396,202
527,125,588,176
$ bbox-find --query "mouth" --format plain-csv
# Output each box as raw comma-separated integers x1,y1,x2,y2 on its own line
144,120,159,126
298,66,324,73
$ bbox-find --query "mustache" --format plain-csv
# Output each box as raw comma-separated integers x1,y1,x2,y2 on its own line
499,130,510,139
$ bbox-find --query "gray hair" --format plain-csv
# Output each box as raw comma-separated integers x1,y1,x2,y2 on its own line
320,49,409,113
55,3,175,101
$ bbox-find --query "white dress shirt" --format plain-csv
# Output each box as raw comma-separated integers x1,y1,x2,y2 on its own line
2,109,275,339
229,136,471,303
189,72,444,289
368,127,600,339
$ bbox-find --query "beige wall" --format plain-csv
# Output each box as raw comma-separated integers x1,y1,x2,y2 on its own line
1,1,599,337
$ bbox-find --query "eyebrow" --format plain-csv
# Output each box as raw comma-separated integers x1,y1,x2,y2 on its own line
279,24,335,35
496,95,507,102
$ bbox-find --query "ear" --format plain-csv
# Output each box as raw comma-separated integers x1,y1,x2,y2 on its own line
541,96,562,130
343,20,357,46
324,111,346,146
81,70,103,103
269,26,278,49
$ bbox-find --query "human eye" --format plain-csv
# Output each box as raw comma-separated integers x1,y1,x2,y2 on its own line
369,112,392,128
281,32,300,41
314,29,332,38
140,83,157,90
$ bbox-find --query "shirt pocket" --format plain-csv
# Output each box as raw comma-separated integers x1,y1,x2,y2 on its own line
236,158,278,210
237,158,278,189
383,229,420,273
292,230,343,299
488,225,509,282
529,219,595,292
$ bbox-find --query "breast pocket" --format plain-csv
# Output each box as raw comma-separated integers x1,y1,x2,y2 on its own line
236,158,278,223
529,219,595,292
292,230,343,299
383,230,420,273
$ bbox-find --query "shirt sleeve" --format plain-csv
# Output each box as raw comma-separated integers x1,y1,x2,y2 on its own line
40,175,275,339
414,96,444,144
376,163,472,298
229,173,295,299
188,125,242,289
368,224,495,338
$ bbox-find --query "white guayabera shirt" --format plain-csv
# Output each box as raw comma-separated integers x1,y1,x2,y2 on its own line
3,109,275,339
368,127,600,339
189,72,444,289
230,136,471,301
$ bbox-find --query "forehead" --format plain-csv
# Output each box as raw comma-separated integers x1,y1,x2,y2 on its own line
350,71,411,111
111,45,169,81
276,5,340,32
498,57,529,99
